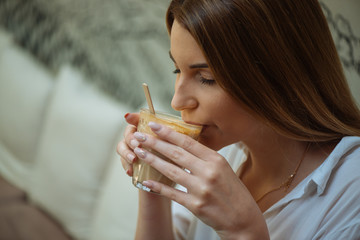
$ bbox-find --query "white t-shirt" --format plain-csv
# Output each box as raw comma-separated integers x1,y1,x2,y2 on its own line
172,136,360,240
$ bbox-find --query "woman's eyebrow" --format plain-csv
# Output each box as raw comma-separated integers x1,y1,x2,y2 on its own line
169,51,209,69
189,63,208,69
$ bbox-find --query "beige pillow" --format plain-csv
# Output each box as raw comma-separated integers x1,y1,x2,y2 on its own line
0,28,55,190
89,148,139,240
29,66,132,240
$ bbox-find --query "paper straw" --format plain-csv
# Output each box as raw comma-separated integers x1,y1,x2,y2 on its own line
142,83,155,114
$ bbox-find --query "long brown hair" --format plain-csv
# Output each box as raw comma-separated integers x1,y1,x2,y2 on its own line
166,0,360,141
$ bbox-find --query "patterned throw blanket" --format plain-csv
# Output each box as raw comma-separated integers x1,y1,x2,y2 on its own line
0,0,174,108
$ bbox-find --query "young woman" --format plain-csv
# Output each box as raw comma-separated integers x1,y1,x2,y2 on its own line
117,0,360,239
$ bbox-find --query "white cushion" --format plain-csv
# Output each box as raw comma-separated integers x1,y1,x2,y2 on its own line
28,66,132,240
89,146,138,240
0,28,55,190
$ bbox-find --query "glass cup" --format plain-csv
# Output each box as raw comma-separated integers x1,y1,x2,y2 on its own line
132,108,202,192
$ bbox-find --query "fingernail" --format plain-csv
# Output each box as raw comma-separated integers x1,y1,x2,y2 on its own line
148,122,162,132
134,147,146,159
130,139,139,148
143,181,154,189
134,132,146,141
126,169,132,176
124,113,130,119
127,153,135,163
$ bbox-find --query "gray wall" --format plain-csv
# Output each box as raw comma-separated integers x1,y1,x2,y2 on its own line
321,0,360,105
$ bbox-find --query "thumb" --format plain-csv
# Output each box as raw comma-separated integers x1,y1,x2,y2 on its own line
124,112,140,126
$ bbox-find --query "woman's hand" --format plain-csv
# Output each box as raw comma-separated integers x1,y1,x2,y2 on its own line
131,122,269,240
117,113,176,240
117,113,140,177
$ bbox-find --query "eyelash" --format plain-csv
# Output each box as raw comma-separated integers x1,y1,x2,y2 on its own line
172,69,216,86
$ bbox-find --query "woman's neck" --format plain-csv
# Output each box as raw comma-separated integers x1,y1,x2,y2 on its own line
240,132,337,212
246,137,308,183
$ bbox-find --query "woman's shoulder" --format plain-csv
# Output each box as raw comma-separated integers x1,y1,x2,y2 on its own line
313,137,360,239
317,136,360,187
313,136,360,204
334,136,360,154
332,136,360,173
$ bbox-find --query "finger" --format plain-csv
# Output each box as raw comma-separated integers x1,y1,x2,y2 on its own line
123,113,139,149
117,141,135,176
134,147,197,188
142,180,191,206
124,124,137,138
148,122,215,160
133,132,204,174
124,112,140,126
119,155,133,176
117,141,136,164
124,124,138,149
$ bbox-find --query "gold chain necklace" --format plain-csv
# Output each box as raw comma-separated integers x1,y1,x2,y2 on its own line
255,143,310,203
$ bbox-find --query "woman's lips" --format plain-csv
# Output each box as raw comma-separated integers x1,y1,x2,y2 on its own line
183,120,209,135
184,120,203,126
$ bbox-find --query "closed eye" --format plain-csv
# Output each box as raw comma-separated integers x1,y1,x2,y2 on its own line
200,76,216,85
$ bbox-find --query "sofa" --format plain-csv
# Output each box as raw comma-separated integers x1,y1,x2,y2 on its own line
0,26,148,240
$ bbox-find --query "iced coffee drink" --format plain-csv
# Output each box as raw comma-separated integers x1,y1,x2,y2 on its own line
132,108,202,192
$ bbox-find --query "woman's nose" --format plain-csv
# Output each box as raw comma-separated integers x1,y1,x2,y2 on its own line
171,81,198,111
